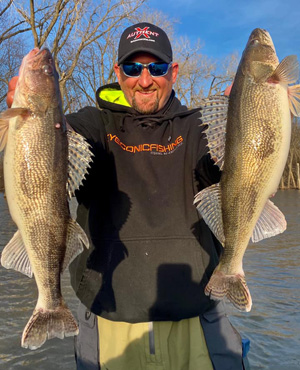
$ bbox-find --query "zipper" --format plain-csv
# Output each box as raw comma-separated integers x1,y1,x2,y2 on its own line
148,321,155,355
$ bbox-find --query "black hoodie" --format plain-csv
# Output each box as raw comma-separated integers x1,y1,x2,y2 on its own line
67,82,222,323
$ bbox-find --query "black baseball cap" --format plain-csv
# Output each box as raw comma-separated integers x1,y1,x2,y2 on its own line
118,22,173,65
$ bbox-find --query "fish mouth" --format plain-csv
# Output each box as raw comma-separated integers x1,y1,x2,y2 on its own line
27,47,51,59
26,48,53,65
22,47,55,78
242,28,278,67
247,28,275,51
27,47,40,58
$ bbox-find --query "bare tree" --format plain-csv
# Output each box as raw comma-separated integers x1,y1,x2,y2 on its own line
0,0,240,114
129,8,176,38
65,25,122,110
0,1,28,110
0,0,32,44
0,37,26,108
207,52,239,97
173,37,216,107
281,116,300,189
6,0,147,111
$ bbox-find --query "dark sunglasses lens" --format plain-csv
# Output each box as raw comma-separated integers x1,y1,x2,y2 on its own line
149,62,169,76
122,63,142,77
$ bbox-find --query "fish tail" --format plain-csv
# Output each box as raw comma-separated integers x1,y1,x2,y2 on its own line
21,305,79,350
205,271,252,312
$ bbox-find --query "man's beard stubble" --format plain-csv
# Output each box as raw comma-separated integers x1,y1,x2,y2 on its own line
132,94,159,114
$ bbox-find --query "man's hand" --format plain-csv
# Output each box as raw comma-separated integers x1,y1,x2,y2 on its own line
6,76,18,108
224,84,232,97
6,75,74,132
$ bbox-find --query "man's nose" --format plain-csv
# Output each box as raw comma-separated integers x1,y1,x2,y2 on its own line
138,67,153,88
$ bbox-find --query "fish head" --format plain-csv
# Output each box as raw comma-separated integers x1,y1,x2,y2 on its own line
239,28,279,82
15,48,61,113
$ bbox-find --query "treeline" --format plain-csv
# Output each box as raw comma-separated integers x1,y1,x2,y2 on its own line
0,0,237,113
0,0,299,189
280,117,300,189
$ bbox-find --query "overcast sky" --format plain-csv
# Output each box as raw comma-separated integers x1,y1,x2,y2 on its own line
150,0,300,64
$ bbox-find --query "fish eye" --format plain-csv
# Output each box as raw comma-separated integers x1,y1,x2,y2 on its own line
42,64,53,75
251,39,260,45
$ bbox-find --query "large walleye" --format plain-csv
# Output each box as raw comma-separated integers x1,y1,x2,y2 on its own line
194,28,300,311
0,48,92,349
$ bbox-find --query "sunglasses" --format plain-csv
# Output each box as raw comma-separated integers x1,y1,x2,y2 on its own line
121,62,172,78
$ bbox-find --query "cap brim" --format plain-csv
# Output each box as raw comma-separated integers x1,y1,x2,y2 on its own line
118,48,172,65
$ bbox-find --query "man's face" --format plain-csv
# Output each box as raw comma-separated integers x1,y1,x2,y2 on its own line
114,53,179,114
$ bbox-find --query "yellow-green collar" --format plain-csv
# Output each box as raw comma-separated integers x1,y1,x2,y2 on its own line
99,88,131,107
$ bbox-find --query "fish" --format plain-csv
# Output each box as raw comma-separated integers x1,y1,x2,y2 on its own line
0,48,92,349
194,28,300,312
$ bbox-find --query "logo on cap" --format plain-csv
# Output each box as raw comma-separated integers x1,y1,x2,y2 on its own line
127,27,159,43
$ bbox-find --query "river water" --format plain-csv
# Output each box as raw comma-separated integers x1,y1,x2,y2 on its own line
0,191,299,369
229,190,300,369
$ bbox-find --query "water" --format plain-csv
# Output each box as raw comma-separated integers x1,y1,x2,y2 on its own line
0,195,79,370
0,191,299,369
229,190,300,369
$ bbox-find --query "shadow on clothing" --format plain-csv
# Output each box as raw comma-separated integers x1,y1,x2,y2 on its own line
75,264,244,370
75,321,211,370
75,304,244,370
149,263,244,370
71,148,244,369
69,148,130,312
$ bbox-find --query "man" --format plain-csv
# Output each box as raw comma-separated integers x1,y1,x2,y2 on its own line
7,22,244,370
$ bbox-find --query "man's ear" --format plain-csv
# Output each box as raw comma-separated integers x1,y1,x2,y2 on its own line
171,63,179,84
114,63,121,82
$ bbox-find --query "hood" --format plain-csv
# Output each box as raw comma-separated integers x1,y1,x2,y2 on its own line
95,82,201,140
96,82,132,113
96,82,186,115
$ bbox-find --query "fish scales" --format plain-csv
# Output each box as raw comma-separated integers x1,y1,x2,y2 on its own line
194,28,300,311
15,124,68,307
0,48,91,349
222,80,289,255
9,68,69,302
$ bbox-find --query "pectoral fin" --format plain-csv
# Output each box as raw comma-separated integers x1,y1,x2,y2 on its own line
0,230,33,278
0,108,31,151
67,130,93,199
200,96,228,170
0,108,31,120
268,55,300,116
271,55,299,85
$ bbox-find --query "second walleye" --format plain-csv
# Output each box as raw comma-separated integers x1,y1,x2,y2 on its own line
194,28,300,312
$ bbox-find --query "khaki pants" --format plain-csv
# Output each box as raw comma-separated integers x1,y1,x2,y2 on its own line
98,316,213,370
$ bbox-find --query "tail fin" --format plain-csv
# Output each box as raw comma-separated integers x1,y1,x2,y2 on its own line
205,271,252,312
21,305,79,350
